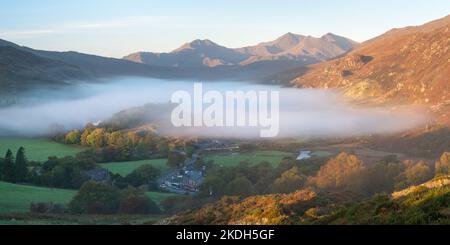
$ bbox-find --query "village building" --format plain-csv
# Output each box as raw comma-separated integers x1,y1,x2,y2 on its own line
181,170,203,192
81,168,111,184
297,150,312,161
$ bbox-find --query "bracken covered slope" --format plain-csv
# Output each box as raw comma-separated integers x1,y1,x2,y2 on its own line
167,175,450,225
288,15,450,122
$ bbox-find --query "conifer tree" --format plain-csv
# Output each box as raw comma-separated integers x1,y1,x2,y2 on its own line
3,149,15,182
0,157,4,180
15,147,28,182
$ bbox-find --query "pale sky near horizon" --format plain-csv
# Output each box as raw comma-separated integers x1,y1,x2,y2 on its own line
1,0,449,58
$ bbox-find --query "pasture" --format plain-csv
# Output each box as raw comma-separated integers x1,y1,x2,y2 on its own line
100,159,168,176
0,138,86,162
0,181,77,213
0,181,177,214
203,151,294,167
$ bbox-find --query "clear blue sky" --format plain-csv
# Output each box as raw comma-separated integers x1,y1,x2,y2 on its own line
1,0,449,58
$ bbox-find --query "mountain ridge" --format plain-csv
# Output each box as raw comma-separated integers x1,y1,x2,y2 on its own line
0,37,314,96
123,32,359,68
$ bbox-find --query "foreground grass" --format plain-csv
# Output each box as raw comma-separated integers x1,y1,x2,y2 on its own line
203,151,294,167
100,159,168,176
0,138,86,162
0,213,164,225
0,181,177,214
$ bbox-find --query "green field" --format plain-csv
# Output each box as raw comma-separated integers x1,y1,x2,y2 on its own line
0,138,86,162
0,181,77,213
311,150,335,158
203,151,294,167
0,181,177,214
100,159,168,176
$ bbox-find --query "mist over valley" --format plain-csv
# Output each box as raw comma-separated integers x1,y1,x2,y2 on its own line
0,77,428,138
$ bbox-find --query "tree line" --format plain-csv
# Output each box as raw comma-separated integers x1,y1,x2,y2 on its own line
57,125,196,164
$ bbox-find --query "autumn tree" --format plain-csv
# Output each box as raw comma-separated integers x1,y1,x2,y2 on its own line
271,167,306,194
86,128,107,148
395,160,433,189
65,130,81,144
107,131,125,146
435,152,450,176
405,161,432,184
308,152,367,192
80,127,94,146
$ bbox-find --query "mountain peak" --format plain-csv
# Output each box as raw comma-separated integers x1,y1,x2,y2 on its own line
190,39,217,46
321,32,352,40
322,32,337,37
283,32,298,37
266,32,304,51
173,39,220,52
277,32,303,42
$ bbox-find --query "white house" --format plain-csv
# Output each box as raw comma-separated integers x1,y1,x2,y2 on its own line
297,151,312,161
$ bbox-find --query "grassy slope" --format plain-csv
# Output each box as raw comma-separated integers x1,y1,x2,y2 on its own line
0,181,176,214
0,138,86,162
320,176,450,225
100,159,168,176
203,151,294,167
0,181,77,213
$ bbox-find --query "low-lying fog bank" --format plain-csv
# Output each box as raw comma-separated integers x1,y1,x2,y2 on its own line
0,77,429,138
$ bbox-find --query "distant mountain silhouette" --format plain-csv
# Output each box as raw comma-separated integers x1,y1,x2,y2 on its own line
236,32,358,65
0,45,91,95
0,37,321,95
125,39,249,67
123,33,359,67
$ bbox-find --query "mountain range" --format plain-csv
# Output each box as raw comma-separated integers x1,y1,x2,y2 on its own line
123,33,358,67
0,32,358,96
1,15,449,113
